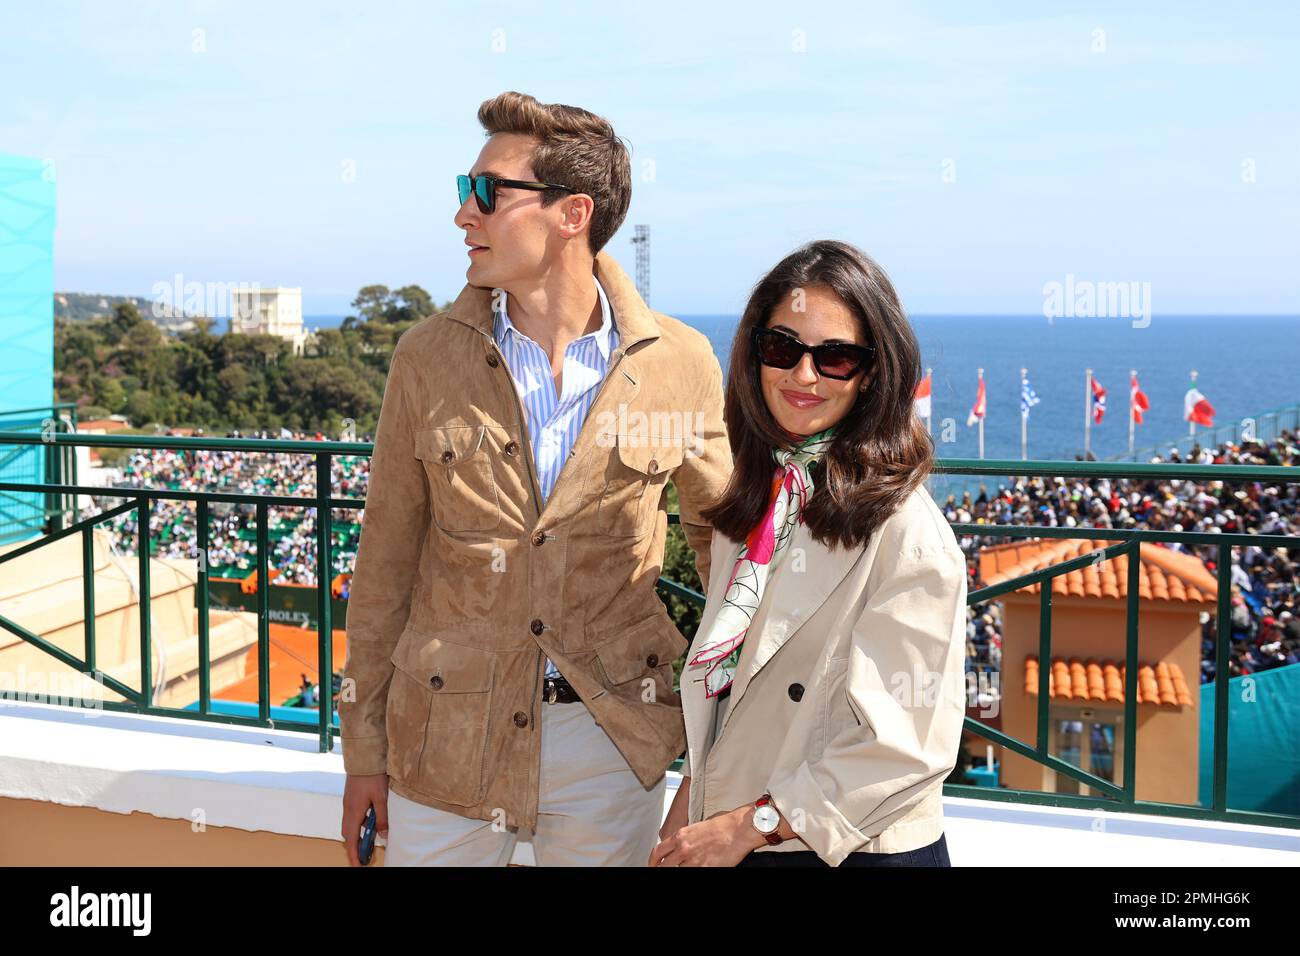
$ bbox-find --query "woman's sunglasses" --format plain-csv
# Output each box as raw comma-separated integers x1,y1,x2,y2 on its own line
457,173,578,214
752,326,876,380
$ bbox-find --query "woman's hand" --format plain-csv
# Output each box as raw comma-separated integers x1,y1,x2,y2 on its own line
648,803,764,867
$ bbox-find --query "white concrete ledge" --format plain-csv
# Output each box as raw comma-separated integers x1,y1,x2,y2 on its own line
0,700,349,841
2,701,1296,866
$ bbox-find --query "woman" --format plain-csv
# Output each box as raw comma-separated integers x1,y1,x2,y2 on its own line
649,239,968,867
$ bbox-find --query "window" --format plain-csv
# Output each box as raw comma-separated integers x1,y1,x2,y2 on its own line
1048,706,1122,795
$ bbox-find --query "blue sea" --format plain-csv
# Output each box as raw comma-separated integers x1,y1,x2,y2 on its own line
306,312,1300,475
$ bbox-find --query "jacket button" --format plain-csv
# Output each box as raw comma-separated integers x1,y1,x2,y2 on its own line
646,654,659,668
440,449,455,463
788,683,805,702
513,711,529,728
429,675,444,690
486,353,499,368
648,459,658,473
505,440,519,456
532,531,546,547
530,618,545,635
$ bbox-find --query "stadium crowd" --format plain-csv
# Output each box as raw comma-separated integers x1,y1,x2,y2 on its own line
944,430,1300,684
78,427,1300,686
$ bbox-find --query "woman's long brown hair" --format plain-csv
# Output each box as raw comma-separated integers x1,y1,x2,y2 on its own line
700,239,934,552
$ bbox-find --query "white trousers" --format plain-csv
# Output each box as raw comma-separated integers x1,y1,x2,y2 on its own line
383,697,667,866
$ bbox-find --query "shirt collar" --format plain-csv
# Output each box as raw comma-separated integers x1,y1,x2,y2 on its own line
492,274,617,361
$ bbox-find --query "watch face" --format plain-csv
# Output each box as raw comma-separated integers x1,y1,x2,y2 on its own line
753,805,780,834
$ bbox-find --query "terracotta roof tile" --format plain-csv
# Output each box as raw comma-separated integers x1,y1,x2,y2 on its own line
980,539,1217,604
1024,655,1194,707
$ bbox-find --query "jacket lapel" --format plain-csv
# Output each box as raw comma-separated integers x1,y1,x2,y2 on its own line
716,520,857,717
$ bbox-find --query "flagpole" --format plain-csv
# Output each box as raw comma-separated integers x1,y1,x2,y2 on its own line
1189,368,1197,443
1128,368,1136,461
925,365,933,437
1084,367,1092,458
977,368,985,460
1020,367,1028,461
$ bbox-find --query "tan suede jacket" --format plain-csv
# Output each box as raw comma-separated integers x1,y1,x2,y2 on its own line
338,252,732,830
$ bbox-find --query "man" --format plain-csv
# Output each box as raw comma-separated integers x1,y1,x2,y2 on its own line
339,91,731,865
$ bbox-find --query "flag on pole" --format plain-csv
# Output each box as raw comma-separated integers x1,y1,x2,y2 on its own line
913,373,932,419
1020,373,1040,418
966,377,986,427
1184,379,1215,427
1090,377,1107,425
1130,373,1150,425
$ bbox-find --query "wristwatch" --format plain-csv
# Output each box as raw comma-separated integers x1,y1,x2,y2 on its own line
751,793,785,845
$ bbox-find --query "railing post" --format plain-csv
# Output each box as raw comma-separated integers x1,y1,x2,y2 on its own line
256,502,271,723
1035,579,1052,757
197,498,211,716
81,525,96,676
136,495,152,708
315,453,335,754
1212,543,1232,812
1121,537,1141,805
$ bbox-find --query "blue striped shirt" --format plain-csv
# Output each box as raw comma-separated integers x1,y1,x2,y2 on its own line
491,276,619,678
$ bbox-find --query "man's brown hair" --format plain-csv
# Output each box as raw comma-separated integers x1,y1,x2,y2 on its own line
477,91,632,255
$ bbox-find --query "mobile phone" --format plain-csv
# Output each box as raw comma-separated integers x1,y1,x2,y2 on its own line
358,804,377,865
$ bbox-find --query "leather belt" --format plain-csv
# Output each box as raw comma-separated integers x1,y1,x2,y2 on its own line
543,675,582,704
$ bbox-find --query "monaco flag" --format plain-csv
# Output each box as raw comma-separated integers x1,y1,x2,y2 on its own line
914,373,932,419
1131,373,1150,425
967,376,987,427
1184,379,1215,427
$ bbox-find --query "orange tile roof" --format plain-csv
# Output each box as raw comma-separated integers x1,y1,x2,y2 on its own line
980,539,1217,603
1024,655,1194,707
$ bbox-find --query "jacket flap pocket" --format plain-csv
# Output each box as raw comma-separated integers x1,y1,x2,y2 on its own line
391,632,495,693
593,613,686,684
414,425,487,464
615,439,685,476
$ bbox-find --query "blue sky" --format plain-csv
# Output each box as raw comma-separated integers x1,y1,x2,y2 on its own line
2,0,1297,316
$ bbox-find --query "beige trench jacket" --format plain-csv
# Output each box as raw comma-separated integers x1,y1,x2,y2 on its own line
680,483,969,864
338,252,732,830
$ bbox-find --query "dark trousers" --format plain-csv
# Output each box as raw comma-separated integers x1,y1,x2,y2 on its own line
736,832,950,867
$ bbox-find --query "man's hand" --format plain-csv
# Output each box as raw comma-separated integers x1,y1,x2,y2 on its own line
342,772,389,866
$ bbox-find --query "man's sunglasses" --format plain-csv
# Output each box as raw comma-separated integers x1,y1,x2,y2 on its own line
752,327,876,380
457,173,578,214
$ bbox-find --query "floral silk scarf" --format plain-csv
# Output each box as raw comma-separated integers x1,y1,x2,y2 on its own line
688,426,836,697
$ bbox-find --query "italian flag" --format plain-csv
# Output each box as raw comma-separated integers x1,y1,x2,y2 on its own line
1184,379,1215,427
913,373,932,419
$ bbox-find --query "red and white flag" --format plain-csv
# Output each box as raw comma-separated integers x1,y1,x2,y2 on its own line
966,376,986,427
1090,377,1107,425
1184,378,1215,427
1130,373,1150,425
914,373,932,419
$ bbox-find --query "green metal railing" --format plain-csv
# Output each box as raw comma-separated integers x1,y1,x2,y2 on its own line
0,431,1296,831
933,457,1297,830
0,431,358,756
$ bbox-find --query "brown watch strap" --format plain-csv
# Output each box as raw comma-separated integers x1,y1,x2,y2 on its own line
755,794,785,845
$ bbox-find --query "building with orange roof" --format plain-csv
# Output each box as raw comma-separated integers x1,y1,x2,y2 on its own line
979,537,1216,805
